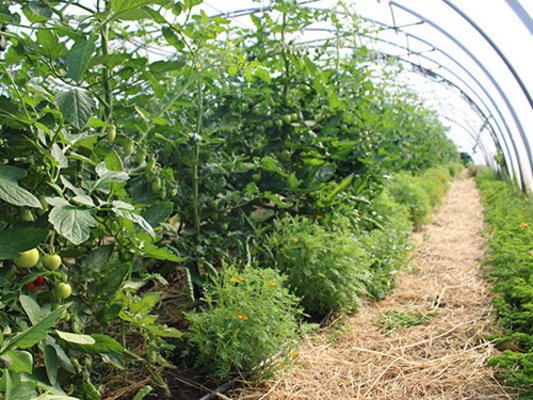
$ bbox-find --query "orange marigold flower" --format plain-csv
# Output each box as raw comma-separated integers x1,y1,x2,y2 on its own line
237,313,248,321
520,222,527,229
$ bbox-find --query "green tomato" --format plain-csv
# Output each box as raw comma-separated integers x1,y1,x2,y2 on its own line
151,177,162,193
52,283,72,300
13,248,40,269
281,115,291,124
252,173,262,183
160,188,167,200
220,222,229,231
136,149,147,164
37,195,48,216
38,195,48,211
106,125,116,142
265,120,274,128
278,150,291,162
145,169,156,182
289,113,298,122
123,139,134,157
275,119,283,128
42,254,62,270
21,209,34,222
53,305,69,319
146,158,156,171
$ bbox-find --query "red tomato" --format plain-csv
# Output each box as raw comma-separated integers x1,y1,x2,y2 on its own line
33,276,45,286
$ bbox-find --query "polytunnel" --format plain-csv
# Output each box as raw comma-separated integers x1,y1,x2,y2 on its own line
198,0,533,192
1,1,533,399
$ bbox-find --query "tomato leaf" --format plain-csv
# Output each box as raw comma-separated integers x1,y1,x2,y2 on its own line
61,333,126,355
19,295,42,325
260,156,287,177
254,67,271,83
43,343,59,386
36,30,67,59
142,202,173,228
132,386,153,400
0,165,41,208
324,174,354,203
112,203,155,239
48,204,98,245
1,305,68,353
24,2,52,23
0,227,48,260
55,88,96,130
127,292,160,316
1,350,33,374
162,27,184,50
264,192,291,209
55,331,96,345
64,38,97,82
141,241,185,262
111,0,160,19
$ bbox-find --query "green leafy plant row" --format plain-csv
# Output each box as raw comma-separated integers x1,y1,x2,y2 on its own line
476,169,533,396
184,164,455,380
263,164,456,317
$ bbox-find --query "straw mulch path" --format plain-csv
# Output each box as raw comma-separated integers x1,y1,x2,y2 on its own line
231,174,520,400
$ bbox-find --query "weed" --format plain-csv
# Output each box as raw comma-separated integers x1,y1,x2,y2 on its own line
377,310,437,333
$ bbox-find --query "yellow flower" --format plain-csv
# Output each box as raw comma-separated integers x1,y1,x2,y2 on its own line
230,276,239,283
289,351,299,358
266,279,276,287
520,222,527,229
239,276,245,283
292,237,299,243
237,313,248,321
405,251,413,258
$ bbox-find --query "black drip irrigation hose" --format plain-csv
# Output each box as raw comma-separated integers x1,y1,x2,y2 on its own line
197,380,236,400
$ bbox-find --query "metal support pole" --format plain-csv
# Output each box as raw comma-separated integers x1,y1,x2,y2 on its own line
440,0,533,109
505,0,533,35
